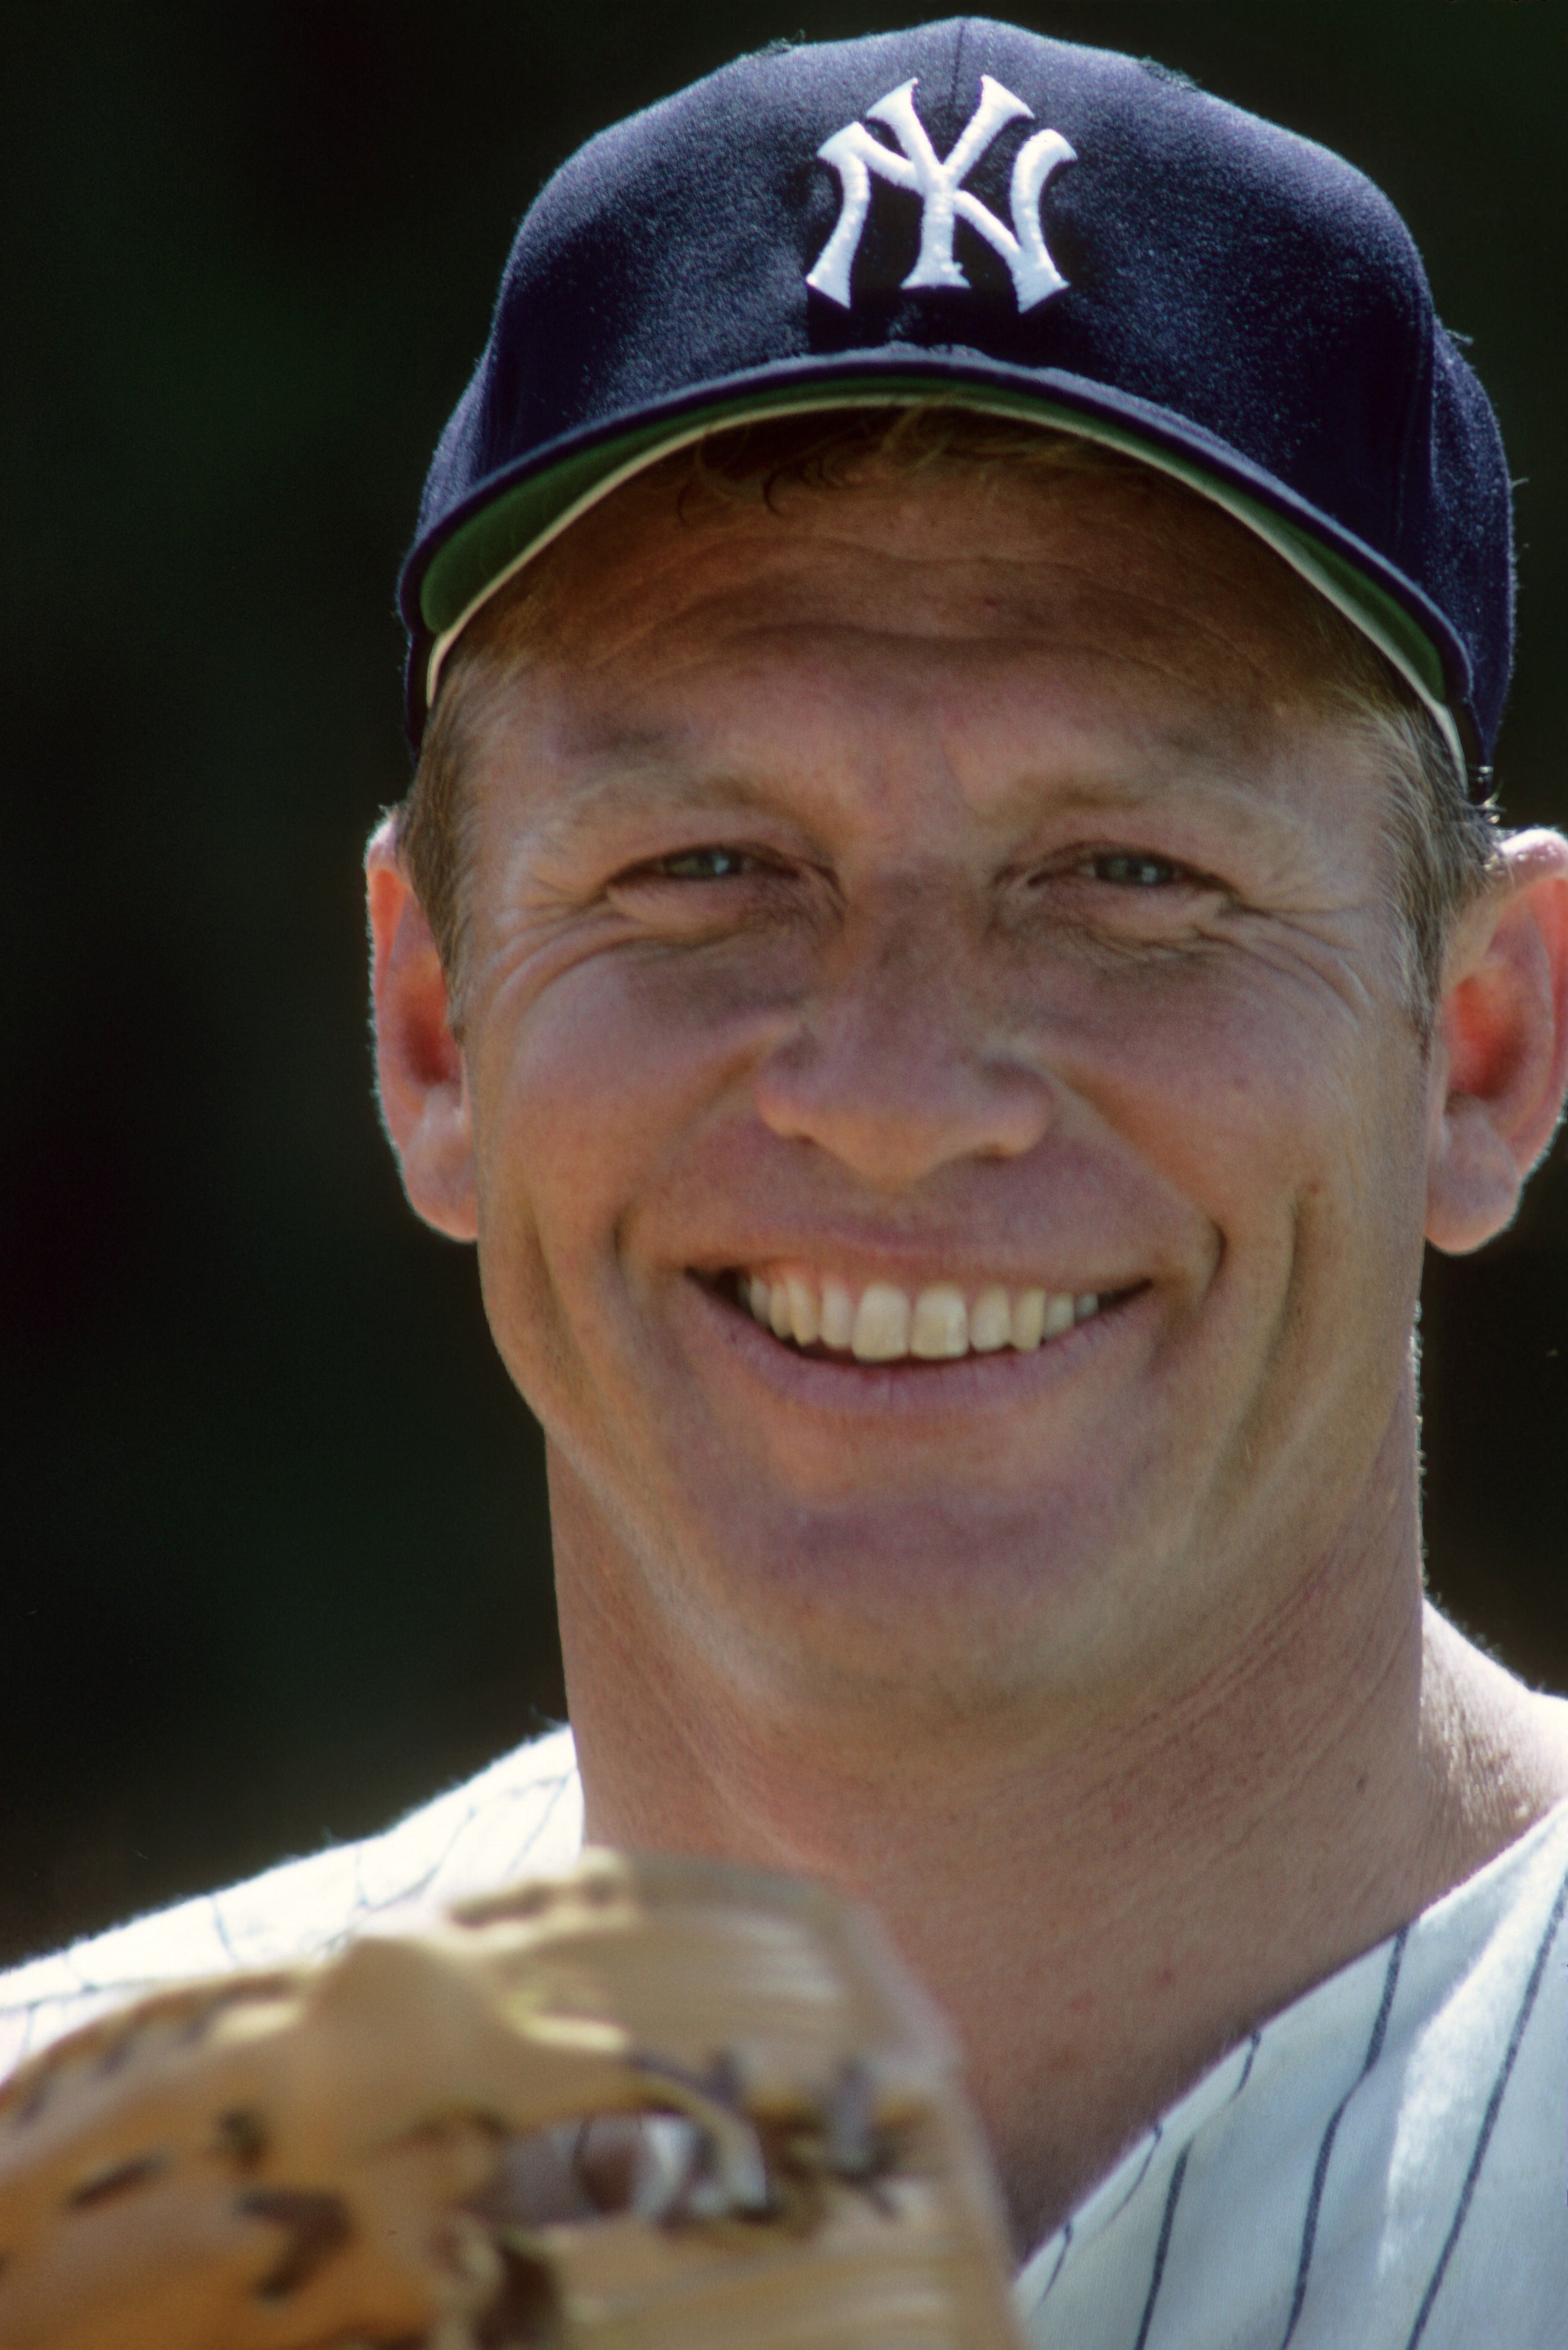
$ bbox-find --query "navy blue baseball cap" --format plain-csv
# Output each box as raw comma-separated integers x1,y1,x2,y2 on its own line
400,17,1512,776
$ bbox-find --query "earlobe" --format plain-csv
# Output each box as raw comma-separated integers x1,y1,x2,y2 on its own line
365,817,478,1241
1426,828,1568,1255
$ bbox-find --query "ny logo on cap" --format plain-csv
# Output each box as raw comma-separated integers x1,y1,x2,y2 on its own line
807,75,1076,312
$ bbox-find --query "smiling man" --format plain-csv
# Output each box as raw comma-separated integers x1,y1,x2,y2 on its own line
5,20,1568,2347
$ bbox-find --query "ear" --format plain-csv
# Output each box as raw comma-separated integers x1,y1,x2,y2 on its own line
1426,828,1568,1255
365,816,478,1241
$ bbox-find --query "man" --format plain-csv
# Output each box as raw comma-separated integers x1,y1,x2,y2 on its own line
3,20,1566,2343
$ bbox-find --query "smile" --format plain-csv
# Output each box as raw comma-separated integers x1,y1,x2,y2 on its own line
733,1269,1105,1363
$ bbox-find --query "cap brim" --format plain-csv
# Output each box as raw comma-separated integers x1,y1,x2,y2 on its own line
403,353,1472,773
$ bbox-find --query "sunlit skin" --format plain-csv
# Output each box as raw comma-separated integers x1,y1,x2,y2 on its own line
369,458,1568,2248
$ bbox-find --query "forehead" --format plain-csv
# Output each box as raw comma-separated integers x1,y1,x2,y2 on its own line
504,455,1355,714
460,454,1384,848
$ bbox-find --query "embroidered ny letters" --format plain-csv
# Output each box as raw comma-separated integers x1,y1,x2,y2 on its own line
806,76,1076,312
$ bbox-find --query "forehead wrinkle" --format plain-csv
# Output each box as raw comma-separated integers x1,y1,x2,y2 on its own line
713,609,1302,785
566,568,1322,765
554,601,1288,728
540,471,1333,698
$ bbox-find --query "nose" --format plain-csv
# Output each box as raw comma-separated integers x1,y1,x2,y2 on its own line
752,900,1054,1189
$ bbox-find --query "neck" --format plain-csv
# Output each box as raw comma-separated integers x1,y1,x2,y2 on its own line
551,1400,1564,2254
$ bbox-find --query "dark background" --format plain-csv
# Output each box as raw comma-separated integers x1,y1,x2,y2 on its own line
2,1,1564,1970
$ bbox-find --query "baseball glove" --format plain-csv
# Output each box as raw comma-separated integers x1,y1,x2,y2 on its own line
0,1850,1025,2349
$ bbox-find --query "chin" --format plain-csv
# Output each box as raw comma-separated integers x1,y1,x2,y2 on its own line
673,1488,1141,1706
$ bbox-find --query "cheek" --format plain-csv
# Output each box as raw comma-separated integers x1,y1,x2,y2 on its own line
1041,950,1428,1289
1044,954,1427,1535
466,947,783,1323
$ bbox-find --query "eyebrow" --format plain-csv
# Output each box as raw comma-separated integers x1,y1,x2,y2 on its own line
524,740,797,854
1030,768,1267,819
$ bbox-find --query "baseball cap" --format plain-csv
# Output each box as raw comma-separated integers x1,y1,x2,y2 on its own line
399,17,1512,776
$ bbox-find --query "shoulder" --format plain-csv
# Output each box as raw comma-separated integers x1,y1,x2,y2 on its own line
0,1727,581,2079
1020,1793,1568,2346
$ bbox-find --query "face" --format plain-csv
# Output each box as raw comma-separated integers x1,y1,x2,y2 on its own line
427,462,1433,1726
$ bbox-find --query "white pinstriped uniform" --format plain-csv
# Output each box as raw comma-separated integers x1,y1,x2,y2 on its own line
1,1730,1564,2347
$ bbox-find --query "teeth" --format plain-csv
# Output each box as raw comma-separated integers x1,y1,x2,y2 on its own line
853,1283,911,1362
820,1278,855,1350
786,1274,820,1346
1011,1289,1047,1351
1044,1292,1075,1340
969,1285,1011,1352
739,1272,1108,1363
910,1283,968,1359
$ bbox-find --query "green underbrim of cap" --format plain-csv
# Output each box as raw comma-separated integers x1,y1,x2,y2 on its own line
418,374,1459,767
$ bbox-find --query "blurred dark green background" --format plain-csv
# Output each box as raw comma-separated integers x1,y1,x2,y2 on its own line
2,1,1565,1969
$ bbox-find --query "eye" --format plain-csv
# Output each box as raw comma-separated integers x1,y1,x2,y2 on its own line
638,846,762,882
1083,851,1185,888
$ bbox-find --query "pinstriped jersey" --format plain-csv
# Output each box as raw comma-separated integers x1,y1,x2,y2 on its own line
0,1730,1563,2345
1014,1797,1568,2346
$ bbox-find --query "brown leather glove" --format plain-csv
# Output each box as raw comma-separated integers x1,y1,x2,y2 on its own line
0,1850,1025,2348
